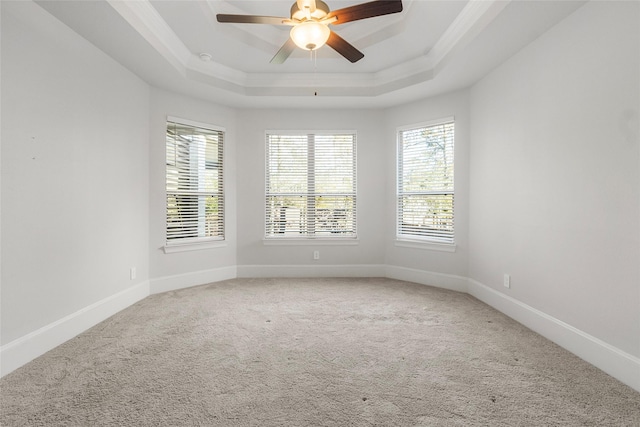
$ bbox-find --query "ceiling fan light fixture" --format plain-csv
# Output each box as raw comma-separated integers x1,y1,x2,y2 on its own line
217,0,403,63
290,21,330,51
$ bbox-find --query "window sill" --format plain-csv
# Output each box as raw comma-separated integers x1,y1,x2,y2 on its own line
395,239,456,253
263,238,359,246
163,240,227,254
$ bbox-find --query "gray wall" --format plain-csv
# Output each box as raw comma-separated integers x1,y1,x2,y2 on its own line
468,1,639,357
383,90,470,278
148,89,237,280
1,1,150,345
236,108,386,269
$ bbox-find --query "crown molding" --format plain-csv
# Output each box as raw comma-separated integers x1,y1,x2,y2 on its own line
106,0,191,75
426,0,510,69
106,0,510,97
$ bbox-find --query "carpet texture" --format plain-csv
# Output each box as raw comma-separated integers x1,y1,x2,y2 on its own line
1,277,639,426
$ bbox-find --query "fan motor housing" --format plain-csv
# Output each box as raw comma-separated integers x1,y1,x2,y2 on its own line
291,0,330,21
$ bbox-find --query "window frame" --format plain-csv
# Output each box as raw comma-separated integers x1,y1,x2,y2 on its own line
396,117,455,250
164,117,226,253
264,130,358,242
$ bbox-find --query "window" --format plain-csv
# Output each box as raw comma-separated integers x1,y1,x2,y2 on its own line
397,118,454,244
166,118,224,246
265,132,357,239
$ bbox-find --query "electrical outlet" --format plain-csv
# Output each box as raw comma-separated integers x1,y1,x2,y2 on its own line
313,251,320,260
503,274,510,288
130,267,137,280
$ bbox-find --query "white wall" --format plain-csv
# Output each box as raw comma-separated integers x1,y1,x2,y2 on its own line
383,90,470,279
148,88,237,288
469,1,639,358
236,108,387,273
1,1,150,345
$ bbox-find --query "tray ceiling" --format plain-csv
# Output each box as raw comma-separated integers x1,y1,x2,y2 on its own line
35,0,586,108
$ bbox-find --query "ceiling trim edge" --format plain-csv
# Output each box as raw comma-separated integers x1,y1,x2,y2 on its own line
107,0,509,97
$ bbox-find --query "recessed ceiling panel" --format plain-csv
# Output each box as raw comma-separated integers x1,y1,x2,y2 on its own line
150,0,468,74
34,0,587,108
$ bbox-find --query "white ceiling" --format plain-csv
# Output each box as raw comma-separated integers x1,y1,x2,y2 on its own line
36,0,586,109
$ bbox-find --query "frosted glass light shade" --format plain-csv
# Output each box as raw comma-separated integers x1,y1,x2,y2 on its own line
290,21,330,51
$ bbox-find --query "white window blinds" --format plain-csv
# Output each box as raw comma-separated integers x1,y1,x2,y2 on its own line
265,133,357,238
166,119,224,245
397,119,454,243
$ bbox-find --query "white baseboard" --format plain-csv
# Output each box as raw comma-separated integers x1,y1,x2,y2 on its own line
0,266,237,379
3,266,638,394
385,265,468,293
237,264,386,278
0,281,150,378
149,265,237,294
467,278,640,393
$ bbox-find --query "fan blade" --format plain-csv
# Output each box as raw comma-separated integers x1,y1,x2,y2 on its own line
326,31,364,63
327,0,403,25
270,38,297,64
217,14,290,25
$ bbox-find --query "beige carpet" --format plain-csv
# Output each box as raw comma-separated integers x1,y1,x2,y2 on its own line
1,277,639,426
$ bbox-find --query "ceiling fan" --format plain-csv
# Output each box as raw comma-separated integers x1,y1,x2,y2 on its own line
216,0,403,64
